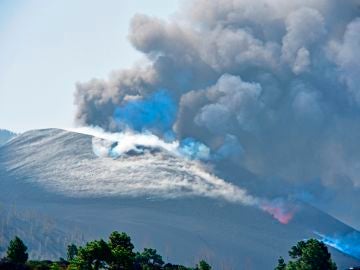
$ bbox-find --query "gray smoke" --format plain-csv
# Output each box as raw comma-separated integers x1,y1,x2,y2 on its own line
74,0,360,227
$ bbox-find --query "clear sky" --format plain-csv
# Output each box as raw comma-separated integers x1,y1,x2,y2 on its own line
0,0,179,132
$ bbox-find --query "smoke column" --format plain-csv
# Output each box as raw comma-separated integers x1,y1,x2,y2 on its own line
73,0,360,226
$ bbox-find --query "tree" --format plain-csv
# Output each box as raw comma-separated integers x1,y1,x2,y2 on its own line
276,239,337,270
6,236,28,264
108,231,134,253
163,264,191,270
136,248,164,268
275,257,286,270
108,231,136,270
197,260,211,270
72,239,111,270
67,231,207,270
67,244,78,261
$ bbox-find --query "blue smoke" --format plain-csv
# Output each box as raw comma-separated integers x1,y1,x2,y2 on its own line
179,138,211,161
179,135,245,161
315,232,360,259
113,89,242,162
113,90,177,133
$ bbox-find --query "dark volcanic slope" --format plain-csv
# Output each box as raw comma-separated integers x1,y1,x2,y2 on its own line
0,129,359,269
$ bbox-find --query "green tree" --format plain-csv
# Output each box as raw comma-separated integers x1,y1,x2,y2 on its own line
108,231,135,270
72,239,111,270
6,236,28,264
197,260,211,270
50,263,62,270
67,231,207,270
136,248,164,268
67,244,78,261
275,257,286,270
277,239,337,270
163,264,191,270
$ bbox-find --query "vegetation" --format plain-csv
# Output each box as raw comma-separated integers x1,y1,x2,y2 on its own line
0,234,340,270
6,236,28,264
275,239,337,270
0,232,211,270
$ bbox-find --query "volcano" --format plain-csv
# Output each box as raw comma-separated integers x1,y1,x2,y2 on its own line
0,128,359,269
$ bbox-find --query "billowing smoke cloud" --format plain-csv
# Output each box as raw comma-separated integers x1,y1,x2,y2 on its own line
74,1,360,227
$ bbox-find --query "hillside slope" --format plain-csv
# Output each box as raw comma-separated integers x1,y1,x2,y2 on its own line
0,129,359,269
0,129,16,145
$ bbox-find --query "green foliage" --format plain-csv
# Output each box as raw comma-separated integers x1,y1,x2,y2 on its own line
108,231,135,269
136,248,164,268
163,264,192,270
67,244,78,261
0,234,342,270
26,260,68,270
71,239,111,269
50,263,61,270
1,233,211,270
109,231,134,252
196,260,211,270
7,236,29,264
276,239,337,270
275,257,286,270
27,260,54,270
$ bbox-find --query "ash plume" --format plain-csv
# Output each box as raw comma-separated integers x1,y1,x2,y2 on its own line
74,0,360,227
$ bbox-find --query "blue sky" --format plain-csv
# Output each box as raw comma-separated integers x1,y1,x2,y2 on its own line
0,0,179,132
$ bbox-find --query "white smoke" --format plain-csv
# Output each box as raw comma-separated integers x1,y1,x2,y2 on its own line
70,126,180,156
66,127,295,223
43,127,257,206
69,126,211,160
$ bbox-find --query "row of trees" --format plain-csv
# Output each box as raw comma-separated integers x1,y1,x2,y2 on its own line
0,231,211,270
0,231,341,270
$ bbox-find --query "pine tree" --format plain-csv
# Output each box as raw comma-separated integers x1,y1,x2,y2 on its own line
197,260,211,270
6,236,28,264
67,244,78,261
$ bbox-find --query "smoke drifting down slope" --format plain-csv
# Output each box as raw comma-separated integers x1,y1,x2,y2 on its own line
70,127,296,224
